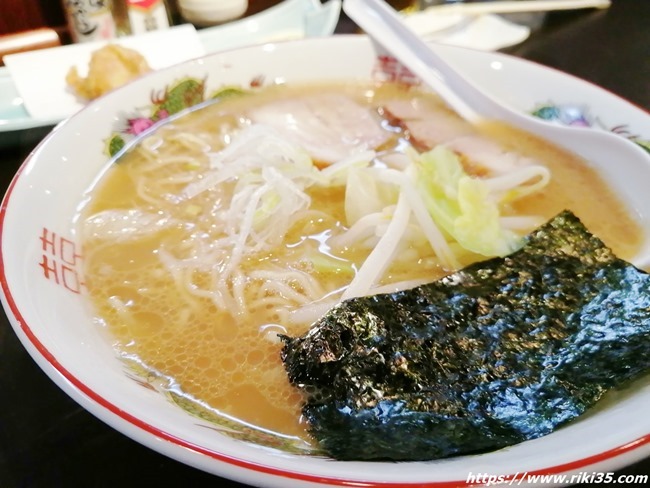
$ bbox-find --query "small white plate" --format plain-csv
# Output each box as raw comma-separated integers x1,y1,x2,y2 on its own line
403,11,531,51
4,24,206,122
0,0,341,140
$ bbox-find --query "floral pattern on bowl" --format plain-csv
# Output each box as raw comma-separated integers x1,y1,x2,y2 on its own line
532,103,650,154
105,71,650,160
106,76,262,157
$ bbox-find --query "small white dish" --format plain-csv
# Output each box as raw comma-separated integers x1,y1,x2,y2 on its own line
0,0,341,142
403,12,531,51
177,0,250,26
4,24,206,122
1,34,650,488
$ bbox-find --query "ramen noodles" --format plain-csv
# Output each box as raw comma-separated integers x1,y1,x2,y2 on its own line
78,82,643,446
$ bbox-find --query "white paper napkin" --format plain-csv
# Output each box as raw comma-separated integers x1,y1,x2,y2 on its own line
4,24,205,121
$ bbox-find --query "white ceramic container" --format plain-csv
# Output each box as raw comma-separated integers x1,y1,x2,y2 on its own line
1,35,649,488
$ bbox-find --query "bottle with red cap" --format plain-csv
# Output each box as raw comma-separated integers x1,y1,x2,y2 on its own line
62,0,174,43
123,0,174,34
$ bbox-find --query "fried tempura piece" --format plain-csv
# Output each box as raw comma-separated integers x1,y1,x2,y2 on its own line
66,44,151,100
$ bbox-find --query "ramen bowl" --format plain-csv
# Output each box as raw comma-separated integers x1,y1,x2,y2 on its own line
2,35,650,488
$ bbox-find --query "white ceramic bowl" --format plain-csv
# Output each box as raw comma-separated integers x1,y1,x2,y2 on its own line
2,35,650,488
178,0,250,26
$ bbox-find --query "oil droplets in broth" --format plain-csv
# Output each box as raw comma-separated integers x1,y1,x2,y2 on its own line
79,81,643,447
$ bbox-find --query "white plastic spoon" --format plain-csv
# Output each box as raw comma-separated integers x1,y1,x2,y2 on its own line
343,0,650,266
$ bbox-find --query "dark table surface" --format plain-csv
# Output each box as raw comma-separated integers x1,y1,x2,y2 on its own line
1,1,649,486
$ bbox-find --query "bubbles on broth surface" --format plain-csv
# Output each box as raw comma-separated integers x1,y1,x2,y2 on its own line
90,251,309,437
79,81,643,445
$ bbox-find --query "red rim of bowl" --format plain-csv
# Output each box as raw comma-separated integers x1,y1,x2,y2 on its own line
3,129,650,488
2,41,650,486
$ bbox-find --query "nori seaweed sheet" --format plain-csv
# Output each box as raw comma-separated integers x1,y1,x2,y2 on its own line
280,211,650,461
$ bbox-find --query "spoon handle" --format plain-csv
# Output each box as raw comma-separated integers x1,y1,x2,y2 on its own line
344,0,498,123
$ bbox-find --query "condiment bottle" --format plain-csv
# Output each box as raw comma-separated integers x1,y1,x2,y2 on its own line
62,0,120,43
123,0,174,34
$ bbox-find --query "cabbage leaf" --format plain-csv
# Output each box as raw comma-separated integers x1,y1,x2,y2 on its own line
412,146,522,256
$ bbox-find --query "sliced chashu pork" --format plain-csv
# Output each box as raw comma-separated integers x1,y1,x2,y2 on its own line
381,98,538,175
248,93,391,165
